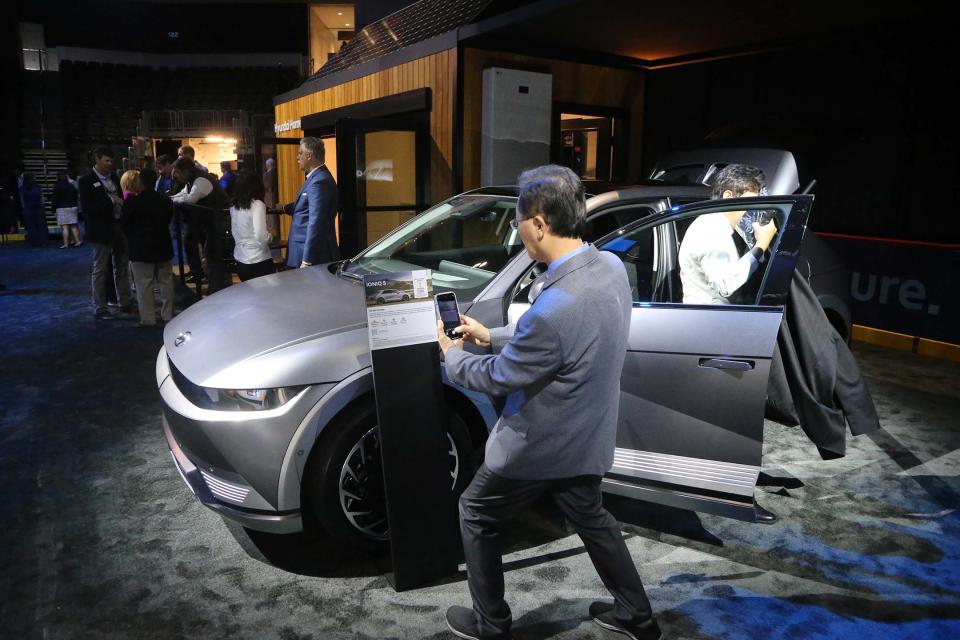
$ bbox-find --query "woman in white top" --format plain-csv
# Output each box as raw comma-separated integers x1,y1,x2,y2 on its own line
229,171,276,282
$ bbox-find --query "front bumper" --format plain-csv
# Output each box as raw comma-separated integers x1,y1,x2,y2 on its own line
156,347,336,534
163,414,304,534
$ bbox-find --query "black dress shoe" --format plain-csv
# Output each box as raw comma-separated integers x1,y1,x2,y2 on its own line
446,605,510,640
589,602,662,640
754,503,779,524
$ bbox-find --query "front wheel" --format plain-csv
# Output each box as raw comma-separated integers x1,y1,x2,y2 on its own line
305,403,474,543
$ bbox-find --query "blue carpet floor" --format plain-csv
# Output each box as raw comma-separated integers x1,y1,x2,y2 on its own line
1,240,959,639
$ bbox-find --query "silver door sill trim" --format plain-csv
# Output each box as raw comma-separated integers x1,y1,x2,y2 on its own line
610,448,759,497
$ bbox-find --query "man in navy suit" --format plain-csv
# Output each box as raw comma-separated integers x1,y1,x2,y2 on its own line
437,166,660,640
80,147,135,319
283,137,339,268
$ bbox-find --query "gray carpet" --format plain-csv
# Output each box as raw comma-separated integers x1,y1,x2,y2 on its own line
1,241,958,639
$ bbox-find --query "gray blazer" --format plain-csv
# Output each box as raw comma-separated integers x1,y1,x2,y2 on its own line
444,245,633,480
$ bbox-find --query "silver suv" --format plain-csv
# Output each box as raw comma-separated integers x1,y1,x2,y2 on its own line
159,149,848,543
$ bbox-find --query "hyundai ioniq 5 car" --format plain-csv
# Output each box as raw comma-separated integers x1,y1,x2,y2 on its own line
158,149,850,543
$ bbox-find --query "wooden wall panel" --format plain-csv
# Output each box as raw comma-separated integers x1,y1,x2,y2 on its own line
462,48,646,190
274,49,457,254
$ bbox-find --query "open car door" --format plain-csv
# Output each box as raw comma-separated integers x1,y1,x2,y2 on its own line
597,195,812,522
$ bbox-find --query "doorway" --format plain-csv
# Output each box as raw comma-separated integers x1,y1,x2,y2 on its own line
334,112,430,256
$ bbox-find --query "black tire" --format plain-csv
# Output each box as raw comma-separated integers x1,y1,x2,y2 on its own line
304,402,474,544
376,297,385,304
401,294,409,301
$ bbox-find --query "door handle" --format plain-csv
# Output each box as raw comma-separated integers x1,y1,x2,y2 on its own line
699,358,755,371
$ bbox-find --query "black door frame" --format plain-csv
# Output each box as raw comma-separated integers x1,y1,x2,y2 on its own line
552,102,629,184
299,89,433,257
336,112,430,256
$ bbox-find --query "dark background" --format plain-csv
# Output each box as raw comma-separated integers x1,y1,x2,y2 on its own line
641,18,959,242
6,2,958,243
16,0,309,54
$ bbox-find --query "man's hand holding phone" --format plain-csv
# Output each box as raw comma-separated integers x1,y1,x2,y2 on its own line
752,219,778,252
454,315,491,348
436,314,492,356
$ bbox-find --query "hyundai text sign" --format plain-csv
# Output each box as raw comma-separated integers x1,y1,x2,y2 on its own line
273,119,301,134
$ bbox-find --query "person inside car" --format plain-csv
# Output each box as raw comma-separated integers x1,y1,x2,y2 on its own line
677,163,778,304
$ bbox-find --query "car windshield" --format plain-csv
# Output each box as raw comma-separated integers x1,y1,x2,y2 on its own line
341,194,522,300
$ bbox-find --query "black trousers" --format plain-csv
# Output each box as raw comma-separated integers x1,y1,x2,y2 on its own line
184,216,206,276
236,258,276,282
459,464,653,637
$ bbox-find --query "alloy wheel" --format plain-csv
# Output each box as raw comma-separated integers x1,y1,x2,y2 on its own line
338,427,459,540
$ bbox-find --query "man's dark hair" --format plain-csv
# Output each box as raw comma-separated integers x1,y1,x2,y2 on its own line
93,147,114,160
179,145,196,159
173,157,197,180
232,171,265,210
138,168,157,190
220,161,232,172
516,164,586,239
156,154,174,167
711,164,766,199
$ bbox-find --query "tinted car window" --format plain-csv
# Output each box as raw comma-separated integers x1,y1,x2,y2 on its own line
584,205,655,242
599,230,656,303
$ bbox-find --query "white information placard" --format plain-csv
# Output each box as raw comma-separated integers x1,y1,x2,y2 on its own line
363,270,436,351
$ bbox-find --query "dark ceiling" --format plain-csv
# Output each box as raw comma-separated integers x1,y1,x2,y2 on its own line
13,0,941,62
16,0,310,54
463,0,939,67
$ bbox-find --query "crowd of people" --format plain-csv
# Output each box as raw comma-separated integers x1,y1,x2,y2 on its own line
1,144,285,327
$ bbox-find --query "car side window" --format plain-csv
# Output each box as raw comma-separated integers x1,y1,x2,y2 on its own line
599,229,657,303
600,207,782,305
583,205,655,243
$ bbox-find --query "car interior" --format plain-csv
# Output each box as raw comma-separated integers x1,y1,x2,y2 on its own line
599,208,787,306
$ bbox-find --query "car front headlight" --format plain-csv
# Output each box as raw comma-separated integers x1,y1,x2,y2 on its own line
213,386,307,411
169,357,306,411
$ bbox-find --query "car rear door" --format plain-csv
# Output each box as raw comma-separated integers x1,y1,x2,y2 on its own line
599,195,812,522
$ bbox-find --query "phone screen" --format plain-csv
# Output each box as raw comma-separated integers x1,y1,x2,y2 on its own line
436,293,460,335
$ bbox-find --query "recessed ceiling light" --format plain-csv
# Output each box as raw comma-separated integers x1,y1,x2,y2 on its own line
345,23,350,26
337,12,342,15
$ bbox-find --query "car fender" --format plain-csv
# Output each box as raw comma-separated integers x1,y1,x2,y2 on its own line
278,367,373,511
277,367,500,513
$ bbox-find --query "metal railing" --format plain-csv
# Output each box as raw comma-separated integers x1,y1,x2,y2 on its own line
138,110,252,138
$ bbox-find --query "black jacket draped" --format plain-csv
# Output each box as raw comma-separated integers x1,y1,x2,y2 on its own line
766,271,880,458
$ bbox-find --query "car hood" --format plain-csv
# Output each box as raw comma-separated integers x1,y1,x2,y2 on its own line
164,266,371,388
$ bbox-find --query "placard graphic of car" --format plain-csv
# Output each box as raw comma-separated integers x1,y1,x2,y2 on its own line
370,288,410,304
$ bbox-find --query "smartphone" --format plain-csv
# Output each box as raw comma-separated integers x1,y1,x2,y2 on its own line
435,291,461,339
755,210,774,226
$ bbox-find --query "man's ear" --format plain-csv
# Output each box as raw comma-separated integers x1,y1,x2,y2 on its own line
722,190,735,199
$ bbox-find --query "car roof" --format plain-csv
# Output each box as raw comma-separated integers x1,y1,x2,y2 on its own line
585,184,710,210
649,147,800,195
461,185,519,197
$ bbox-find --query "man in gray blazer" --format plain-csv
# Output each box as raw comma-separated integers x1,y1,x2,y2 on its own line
437,165,660,640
